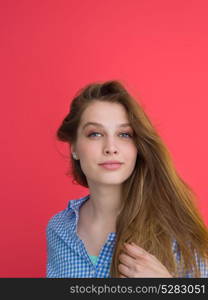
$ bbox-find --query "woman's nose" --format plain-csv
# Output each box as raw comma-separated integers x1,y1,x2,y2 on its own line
103,137,119,154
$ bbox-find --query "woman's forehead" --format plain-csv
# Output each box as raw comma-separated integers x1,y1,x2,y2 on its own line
80,101,129,123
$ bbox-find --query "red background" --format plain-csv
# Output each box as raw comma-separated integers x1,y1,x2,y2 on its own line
0,0,208,277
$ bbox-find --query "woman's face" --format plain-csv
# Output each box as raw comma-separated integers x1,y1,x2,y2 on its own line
72,101,138,186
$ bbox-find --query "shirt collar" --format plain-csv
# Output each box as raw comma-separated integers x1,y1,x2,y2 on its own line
67,194,90,213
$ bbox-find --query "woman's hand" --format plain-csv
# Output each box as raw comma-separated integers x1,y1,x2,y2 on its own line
118,242,173,278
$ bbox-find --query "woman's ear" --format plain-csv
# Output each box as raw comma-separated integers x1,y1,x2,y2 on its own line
71,144,78,160
71,143,76,154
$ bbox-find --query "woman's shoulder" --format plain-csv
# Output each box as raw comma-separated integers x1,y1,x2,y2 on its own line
171,238,208,277
46,194,90,229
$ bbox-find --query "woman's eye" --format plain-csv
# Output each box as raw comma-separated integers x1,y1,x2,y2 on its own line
121,132,133,138
87,132,101,137
87,132,132,138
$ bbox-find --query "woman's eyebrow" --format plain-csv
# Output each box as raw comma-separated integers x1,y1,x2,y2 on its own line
82,122,131,130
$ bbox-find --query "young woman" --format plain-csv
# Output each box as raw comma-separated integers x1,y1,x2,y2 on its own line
46,80,208,278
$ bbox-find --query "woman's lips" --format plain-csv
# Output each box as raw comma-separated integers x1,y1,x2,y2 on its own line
99,163,122,170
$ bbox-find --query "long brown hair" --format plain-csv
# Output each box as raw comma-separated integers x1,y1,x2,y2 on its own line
56,80,208,277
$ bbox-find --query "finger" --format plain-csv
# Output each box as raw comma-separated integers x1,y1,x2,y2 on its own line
124,243,154,261
125,243,168,272
131,243,154,257
120,274,127,278
119,252,136,268
130,243,164,265
118,263,132,278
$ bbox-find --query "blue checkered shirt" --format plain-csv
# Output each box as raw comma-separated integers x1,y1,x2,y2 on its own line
46,194,208,278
